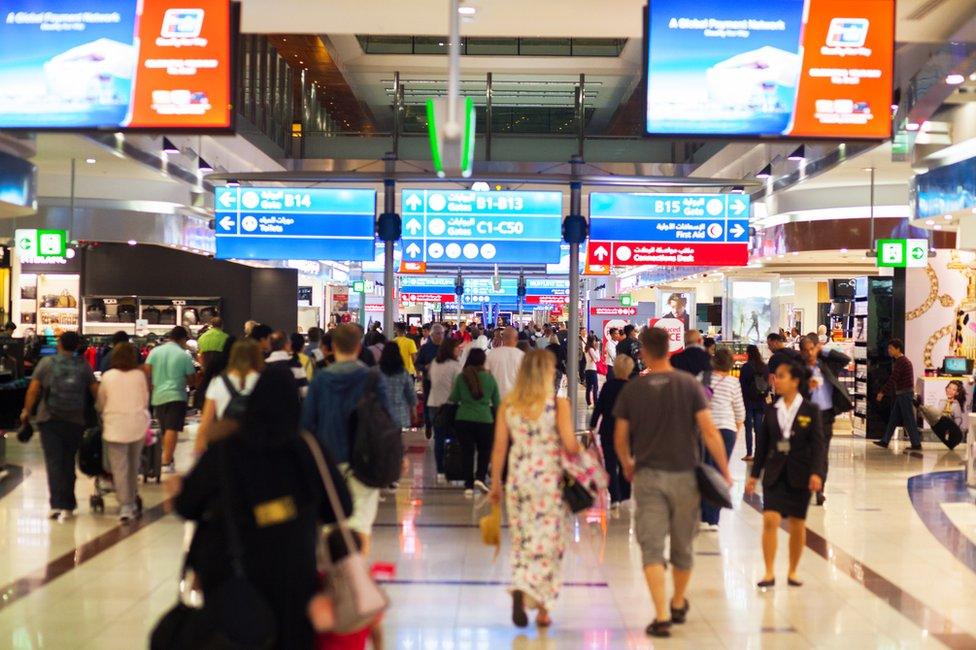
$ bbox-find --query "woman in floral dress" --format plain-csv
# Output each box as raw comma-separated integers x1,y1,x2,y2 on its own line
489,349,581,628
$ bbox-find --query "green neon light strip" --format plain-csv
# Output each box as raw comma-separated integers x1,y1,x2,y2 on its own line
426,99,444,175
461,96,474,175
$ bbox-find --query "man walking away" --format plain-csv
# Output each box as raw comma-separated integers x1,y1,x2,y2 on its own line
415,323,444,438
21,331,97,521
614,325,643,377
766,332,801,389
800,335,851,504
304,327,325,366
303,324,391,554
393,323,418,377
671,330,711,376
873,338,922,451
145,326,197,474
249,324,274,356
613,327,732,638
486,327,526,398
196,316,229,371
266,331,310,397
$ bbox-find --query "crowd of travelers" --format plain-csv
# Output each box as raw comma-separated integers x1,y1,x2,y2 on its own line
16,309,868,645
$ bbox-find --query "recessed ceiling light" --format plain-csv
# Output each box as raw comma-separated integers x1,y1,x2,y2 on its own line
926,219,935,226
945,214,953,220
934,224,943,230
946,73,966,85
85,158,96,164
840,248,848,253
127,240,137,246
458,5,476,14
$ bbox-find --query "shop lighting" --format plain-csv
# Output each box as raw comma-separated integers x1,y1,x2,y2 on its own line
731,186,745,193
906,122,920,131
85,158,96,164
458,5,476,14
839,248,848,253
470,181,490,191
925,219,935,226
198,158,214,173
934,224,943,230
945,214,954,220
787,145,806,162
127,240,137,246
946,74,966,85
755,164,772,179
162,137,179,154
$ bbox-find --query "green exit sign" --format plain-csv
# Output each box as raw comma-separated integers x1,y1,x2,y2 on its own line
877,238,928,268
352,280,365,293
619,294,633,306
15,228,67,259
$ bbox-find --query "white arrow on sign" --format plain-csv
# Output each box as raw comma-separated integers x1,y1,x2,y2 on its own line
405,194,423,210
405,218,422,235
405,242,421,258
730,198,747,216
594,245,609,261
730,223,746,238
219,216,235,231
218,191,236,209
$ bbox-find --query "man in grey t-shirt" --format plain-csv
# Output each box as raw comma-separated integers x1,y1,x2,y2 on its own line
614,327,732,639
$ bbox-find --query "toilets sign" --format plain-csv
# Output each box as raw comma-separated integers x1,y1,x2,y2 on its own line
15,229,67,260
876,238,928,268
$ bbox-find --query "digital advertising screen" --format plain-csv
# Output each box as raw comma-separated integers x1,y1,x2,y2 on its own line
0,0,233,131
644,0,894,139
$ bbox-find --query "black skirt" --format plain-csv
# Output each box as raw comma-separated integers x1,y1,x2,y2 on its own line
762,473,811,520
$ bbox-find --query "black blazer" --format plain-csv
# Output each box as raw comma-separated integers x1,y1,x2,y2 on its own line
750,398,826,490
672,346,711,377
589,376,627,439
816,357,853,416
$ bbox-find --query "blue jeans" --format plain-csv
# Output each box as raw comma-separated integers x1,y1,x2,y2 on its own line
743,404,765,456
881,392,921,446
701,428,736,525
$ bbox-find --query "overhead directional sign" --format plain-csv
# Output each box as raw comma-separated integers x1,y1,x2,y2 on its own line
587,192,751,267
214,187,376,261
877,238,928,268
401,189,564,265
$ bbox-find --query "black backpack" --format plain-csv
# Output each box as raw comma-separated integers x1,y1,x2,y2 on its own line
348,371,403,488
220,374,250,421
46,356,88,421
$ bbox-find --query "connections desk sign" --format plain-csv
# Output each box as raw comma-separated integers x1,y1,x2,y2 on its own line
214,187,377,261
401,189,563,265
0,0,233,130
644,0,894,139
586,192,750,268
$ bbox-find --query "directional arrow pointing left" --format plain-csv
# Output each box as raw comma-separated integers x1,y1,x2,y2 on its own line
218,191,236,209
219,216,235,231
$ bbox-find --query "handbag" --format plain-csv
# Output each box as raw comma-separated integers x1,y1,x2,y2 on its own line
150,446,276,650
561,436,609,494
561,472,594,514
433,403,458,432
301,431,389,634
696,463,733,509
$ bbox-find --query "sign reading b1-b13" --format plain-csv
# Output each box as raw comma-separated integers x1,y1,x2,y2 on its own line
586,192,751,269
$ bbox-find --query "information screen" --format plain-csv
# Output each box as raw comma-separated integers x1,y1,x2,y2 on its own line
644,0,893,139
0,0,233,130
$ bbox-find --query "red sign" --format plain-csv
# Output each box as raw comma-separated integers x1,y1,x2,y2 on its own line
365,304,385,313
525,295,571,305
399,293,453,304
590,306,638,316
399,261,427,274
650,317,685,354
587,241,748,267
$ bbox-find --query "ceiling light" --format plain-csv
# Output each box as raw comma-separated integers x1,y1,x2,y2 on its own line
926,219,935,226
840,248,848,253
162,137,179,154
198,158,213,173
470,181,490,191
730,185,745,194
127,240,137,246
945,214,953,220
85,157,96,164
906,122,920,131
458,5,476,14
787,145,805,162
946,73,966,85
792,251,799,256
755,164,772,179
934,224,943,230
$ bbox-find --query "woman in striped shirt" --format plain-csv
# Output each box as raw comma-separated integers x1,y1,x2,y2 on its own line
700,347,745,531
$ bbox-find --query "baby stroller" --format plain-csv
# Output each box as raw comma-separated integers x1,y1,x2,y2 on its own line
917,403,964,450
78,425,144,514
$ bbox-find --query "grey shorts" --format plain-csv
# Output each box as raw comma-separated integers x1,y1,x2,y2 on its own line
633,468,700,570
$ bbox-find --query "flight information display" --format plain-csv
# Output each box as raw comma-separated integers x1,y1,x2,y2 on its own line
0,0,233,130
644,0,894,139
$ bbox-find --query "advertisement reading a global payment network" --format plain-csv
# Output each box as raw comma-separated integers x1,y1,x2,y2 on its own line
644,0,893,139
0,0,232,130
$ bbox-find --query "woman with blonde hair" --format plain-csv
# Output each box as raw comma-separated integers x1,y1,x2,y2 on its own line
194,339,265,455
489,349,581,629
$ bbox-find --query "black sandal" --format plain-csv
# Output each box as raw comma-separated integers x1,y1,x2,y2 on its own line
512,590,529,628
757,578,776,588
646,620,672,638
788,578,804,587
671,599,690,624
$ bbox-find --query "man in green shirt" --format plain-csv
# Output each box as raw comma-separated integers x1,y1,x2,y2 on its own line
145,326,197,473
196,316,229,375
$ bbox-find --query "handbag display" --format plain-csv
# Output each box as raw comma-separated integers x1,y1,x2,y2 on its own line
301,431,388,634
160,307,177,325
56,290,77,308
142,306,161,324
696,462,733,509
561,472,595,513
182,308,198,326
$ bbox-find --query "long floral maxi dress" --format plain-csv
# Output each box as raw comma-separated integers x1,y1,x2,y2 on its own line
505,399,566,609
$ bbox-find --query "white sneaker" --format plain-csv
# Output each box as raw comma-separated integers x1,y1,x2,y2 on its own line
473,480,489,493
51,509,73,523
464,489,474,498
162,462,176,474
699,522,719,532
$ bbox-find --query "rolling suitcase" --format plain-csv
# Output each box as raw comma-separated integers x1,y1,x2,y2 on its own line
443,438,464,482
140,426,163,483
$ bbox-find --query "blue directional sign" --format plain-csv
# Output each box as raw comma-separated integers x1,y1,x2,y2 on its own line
214,187,376,261
401,189,564,265
588,192,751,243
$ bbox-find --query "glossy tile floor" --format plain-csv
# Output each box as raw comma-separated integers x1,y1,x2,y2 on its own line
1,413,975,649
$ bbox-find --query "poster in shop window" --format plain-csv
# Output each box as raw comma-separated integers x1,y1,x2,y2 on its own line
730,280,772,344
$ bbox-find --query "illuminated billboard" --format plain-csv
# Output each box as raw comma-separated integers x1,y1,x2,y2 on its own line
0,0,233,130
644,0,894,139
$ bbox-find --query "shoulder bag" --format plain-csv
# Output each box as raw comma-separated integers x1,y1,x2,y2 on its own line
301,431,388,634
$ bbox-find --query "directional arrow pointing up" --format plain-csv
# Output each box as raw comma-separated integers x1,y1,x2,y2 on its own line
594,245,609,261
405,218,422,235
218,191,236,209
405,194,423,210
730,223,746,239
219,216,235,231
405,242,421,258
730,198,747,216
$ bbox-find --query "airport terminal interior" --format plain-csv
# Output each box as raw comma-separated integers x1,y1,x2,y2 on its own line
3,0,976,648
